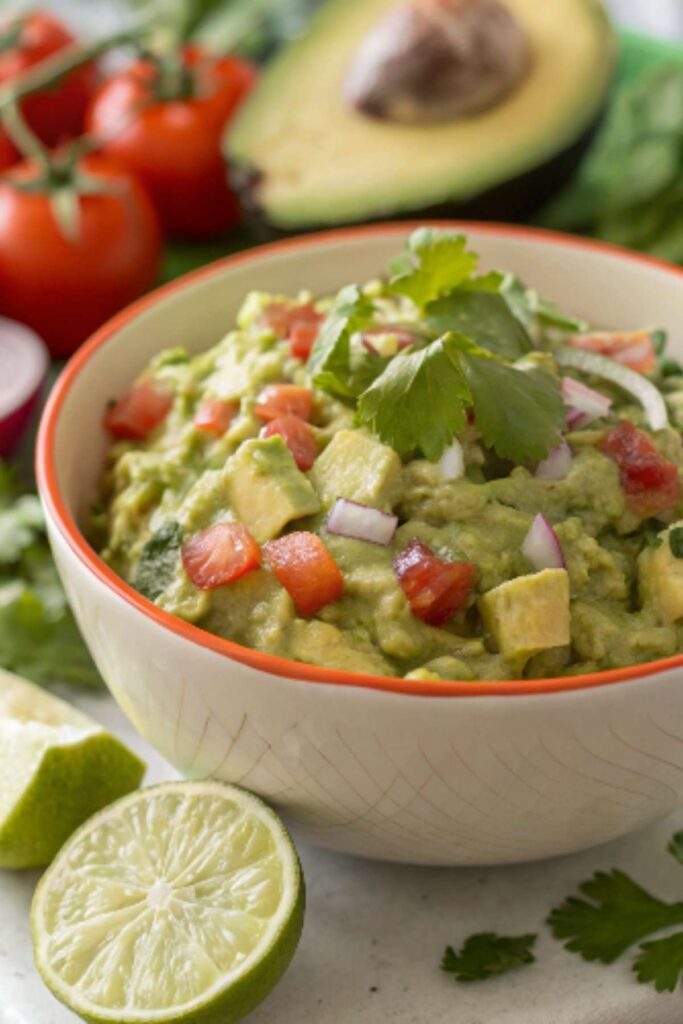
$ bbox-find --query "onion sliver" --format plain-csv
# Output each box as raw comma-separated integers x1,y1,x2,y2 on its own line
327,498,398,546
0,317,49,458
437,439,465,480
535,440,572,481
557,346,668,431
561,376,612,424
522,513,565,571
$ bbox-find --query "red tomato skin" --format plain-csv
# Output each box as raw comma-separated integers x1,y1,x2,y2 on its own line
261,302,322,340
86,48,257,239
599,421,681,519
264,532,343,615
255,384,313,422
260,415,317,471
104,380,172,440
0,12,97,149
194,398,238,436
394,540,475,626
0,156,162,358
289,322,321,361
183,522,261,590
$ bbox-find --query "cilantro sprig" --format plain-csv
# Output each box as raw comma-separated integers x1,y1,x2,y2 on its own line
441,932,537,983
549,832,683,993
307,229,567,464
0,463,102,689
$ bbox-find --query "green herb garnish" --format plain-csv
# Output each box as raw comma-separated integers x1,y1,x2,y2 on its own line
388,227,478,309
134,521,184,601
426,290,532,359
0,463,102,689
441,932,537,983
307,283,376,400
549,835,683,993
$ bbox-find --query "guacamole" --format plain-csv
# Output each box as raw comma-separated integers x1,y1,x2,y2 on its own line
97,229,683,682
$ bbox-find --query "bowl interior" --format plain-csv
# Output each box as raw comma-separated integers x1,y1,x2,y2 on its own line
47,224,683,533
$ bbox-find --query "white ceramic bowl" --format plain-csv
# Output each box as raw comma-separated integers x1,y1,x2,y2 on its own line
37,223,683,866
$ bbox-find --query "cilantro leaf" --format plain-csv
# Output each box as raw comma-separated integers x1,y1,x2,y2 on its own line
389,228,478,309
461,356,565,463
500,274,588,334
0,495,44,563
633,931,683,993
669,527,683,559
307,284,375,400
441,933,537,983
356,334,470,460
669,831,683,866
548,870,683,964
426,291,532,359
134,521,183,602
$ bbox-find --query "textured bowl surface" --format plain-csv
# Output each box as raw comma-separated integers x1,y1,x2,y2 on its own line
37,223,683,864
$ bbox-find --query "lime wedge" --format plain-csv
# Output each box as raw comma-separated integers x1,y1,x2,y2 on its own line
31,781,305,1024
0,669,144,869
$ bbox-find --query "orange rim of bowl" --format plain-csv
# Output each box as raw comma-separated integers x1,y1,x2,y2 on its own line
36,221,683,698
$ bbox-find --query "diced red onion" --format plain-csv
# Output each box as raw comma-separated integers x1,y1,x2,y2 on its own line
565,407,593,430
561,376,612,425
0,317,49,459
522,513,565,571
327,497,398,546
557,347,667,431
535,440,572,481
437,439,465,480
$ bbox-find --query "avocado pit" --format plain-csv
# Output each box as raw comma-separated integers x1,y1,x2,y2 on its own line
344,0,532,124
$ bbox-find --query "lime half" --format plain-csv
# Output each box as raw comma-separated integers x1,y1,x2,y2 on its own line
0,669,144,869
31,781,305,1024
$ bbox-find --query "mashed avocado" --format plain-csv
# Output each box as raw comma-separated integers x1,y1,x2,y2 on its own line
97,230,683,683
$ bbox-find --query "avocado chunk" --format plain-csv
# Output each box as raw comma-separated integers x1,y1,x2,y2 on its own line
639,524,683,624
478,568,570,666
226,0,614,230
225,436,320,543
310,429,401,510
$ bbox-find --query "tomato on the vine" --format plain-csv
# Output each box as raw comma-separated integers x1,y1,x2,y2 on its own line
86,47,257,239
0,10,97,161
0,155,162,357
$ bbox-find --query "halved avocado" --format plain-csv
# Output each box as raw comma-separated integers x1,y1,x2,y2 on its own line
226,0,616,234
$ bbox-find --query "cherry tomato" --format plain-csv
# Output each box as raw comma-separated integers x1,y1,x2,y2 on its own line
255,384,313,422
599,420,681,520
0,11,97,157
194,398,238,436
261,415,317,471
264,532,343,616
86,47,257,239
183,522,261,590
569,330,656,375
0,155,162,358
104,380,172,440
394,539,475,626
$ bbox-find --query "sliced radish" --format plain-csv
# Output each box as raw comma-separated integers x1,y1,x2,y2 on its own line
437,439,465,481
0,318,49,458
561,376,612,426
522,513,565,571
327,497,397,546
535,440,572,481
557,347,668,432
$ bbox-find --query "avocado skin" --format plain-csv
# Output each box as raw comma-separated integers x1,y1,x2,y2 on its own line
227,108,604,241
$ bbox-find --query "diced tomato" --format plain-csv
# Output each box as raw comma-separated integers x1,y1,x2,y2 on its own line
103,380,172,440
182,522,261,590
194,398,238,436
289,321,321,361
599,420,681,519
260,415,318,471
254,384,313,422
394,539,475,626
264,532,343,615
569,330,656,375
261,302,323,340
